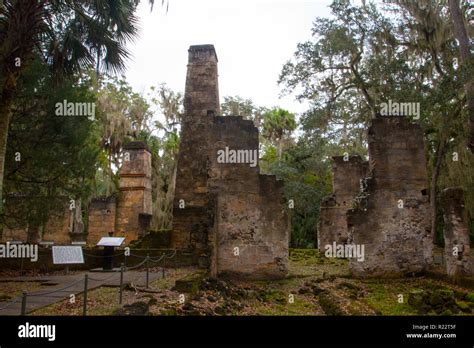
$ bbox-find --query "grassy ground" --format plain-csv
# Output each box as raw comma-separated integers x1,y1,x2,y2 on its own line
0,281,45,302
4,249,473,316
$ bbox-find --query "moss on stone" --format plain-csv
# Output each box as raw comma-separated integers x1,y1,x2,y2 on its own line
455,301,471,313
174,270,208,294
129,229,172,249
465,292,474,303
318,292,343,315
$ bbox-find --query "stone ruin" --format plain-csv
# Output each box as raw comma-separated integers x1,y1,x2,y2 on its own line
441,187,472,278
86,141,153,245
87,195,117,245
0,45,289,281
1,44,289,280
346,115,433,277
2,141,153,246
317,116,474,280
5,45,470,283
318,155,368,253
114,141,153,243
172,45,289,279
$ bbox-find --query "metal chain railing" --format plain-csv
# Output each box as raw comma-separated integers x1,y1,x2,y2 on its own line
0,297,19,311
87,272,119,282
0,248,178,315
82,252,124,258
27,278,84,297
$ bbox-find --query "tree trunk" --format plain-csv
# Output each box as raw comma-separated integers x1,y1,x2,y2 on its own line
0,71,18,215
0,0,43,216
73,198,84,234
277,140,283,161
448,0,474,152
430,138,447,244
167,158,178,228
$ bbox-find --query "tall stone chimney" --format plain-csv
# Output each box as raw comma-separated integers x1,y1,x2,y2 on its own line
172,45,220,253
184,44,220,116
115,141,152,243
172,45,290,278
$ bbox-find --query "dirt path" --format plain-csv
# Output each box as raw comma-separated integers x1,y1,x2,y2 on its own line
0,270,163,315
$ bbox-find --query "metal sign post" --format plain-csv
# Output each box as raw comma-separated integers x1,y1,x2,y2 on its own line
96,237,125,271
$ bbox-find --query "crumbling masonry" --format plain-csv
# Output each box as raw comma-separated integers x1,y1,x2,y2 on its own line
172,45,289,279
441,187,472,278
318,155,368,253
2,142,153,246
346,115,433,277
115,142,153,243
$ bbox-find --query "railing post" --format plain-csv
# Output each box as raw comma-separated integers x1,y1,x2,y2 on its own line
21,291,27,316
83,274,88,316
163,253,167,279
119,263,124,304
161,252,165,279
145,254,150,289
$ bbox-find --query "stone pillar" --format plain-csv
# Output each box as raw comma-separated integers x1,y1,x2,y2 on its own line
207,117,289,279
183,44,220,117
347,116,432,277
172,45,289,279
115,142,152,244
441,187,472,278
318,155,368,253
87,196,117,246
172,45,220,254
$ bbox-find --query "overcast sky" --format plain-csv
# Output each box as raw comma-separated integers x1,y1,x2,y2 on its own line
125,0,333,115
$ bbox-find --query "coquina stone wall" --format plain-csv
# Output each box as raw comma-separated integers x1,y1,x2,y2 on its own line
87,196,117,245
441,187,472,278
318,155,367,253
115,141,153,244
172,45,289,278
347,115,433,277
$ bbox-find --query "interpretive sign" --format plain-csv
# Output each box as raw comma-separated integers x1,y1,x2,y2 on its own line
96,237,125,247
52,246,84,265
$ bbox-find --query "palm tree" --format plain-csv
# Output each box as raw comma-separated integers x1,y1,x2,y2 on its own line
262,108,297,161
0,0,155,213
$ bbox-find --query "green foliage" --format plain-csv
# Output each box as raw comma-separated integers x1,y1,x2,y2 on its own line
3,57,101,231
221,95,268,129
94,74,153,195
146,84,184,230
0,0,154,219
279,0,474,245
269,136,332,248
262,108,296,145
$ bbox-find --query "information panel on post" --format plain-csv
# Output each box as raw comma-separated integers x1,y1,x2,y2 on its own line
52,246,85,265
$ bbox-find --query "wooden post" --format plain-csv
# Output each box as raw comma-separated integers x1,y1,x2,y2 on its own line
119,263,124,304
145,254,149,289
161,252,165,278
83,274,88,316
21,291,27,316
